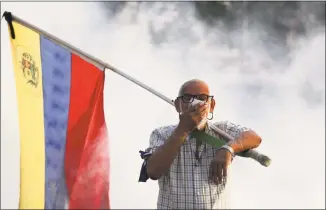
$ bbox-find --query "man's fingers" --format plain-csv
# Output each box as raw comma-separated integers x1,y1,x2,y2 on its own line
191,104,208,116
210,161,228,185
216,164,223,183
182,102,208,116
182,103,206,114
190,102,207,111
198,104,209,113
222,163,228,178
210,163,218,185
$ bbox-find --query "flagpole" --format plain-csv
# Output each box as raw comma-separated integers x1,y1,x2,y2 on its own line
2,11,174,106
2,11,271,167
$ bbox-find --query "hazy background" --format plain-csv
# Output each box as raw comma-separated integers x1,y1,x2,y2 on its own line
1,2,325,209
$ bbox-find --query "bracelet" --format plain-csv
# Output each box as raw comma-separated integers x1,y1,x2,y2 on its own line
220,145,235,158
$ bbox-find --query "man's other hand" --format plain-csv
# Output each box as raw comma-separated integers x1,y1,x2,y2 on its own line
209,148,233,185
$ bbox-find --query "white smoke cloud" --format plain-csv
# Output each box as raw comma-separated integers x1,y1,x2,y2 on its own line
1,2,324,209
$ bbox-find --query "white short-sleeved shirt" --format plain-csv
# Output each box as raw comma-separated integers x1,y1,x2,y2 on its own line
139,121,250,209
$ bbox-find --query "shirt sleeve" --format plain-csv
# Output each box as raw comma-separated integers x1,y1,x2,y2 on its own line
214,120,251,139
138,128,165,182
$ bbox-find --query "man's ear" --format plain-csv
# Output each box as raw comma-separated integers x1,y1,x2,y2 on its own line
210,98,216,112
174,98,181,113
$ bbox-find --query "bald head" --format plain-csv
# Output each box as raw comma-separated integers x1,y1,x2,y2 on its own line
178,79,210,96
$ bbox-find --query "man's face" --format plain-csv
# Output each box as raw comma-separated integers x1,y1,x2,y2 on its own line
175,81,215,115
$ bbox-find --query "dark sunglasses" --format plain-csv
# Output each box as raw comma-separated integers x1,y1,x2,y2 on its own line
177,94,214,103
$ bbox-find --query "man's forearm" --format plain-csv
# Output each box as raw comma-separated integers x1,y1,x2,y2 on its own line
146,125,189,180
228,130,262,153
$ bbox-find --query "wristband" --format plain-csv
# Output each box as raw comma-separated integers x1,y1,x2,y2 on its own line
220,145,235,158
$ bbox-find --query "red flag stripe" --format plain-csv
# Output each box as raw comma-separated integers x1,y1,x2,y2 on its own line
64,54,110,209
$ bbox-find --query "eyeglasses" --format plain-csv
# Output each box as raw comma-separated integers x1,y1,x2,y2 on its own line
177,94,214,103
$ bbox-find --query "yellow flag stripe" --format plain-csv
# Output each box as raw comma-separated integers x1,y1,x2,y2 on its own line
9,22,45,209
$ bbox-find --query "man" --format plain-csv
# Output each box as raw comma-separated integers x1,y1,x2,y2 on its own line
139,79,262,209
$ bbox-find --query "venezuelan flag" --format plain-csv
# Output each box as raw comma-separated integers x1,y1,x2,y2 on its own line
6,19,110,209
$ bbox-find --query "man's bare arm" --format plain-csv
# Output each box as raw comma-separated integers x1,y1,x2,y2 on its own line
146,125,189,180
228,130,262,153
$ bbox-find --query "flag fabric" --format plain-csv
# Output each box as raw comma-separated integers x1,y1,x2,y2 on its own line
7,20,110,209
